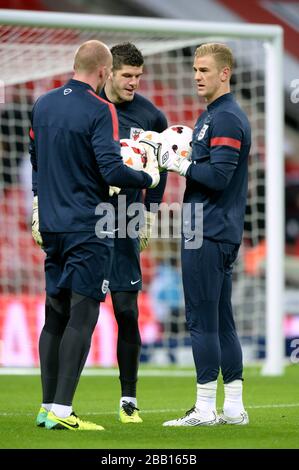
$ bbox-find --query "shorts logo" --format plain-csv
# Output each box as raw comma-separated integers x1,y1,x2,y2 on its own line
101,279,109,294
63,88,72,95
130,128,144,141
197,124,209,141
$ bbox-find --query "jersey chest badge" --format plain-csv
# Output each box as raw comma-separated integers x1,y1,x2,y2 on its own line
197,124,209,141
130,128,144,141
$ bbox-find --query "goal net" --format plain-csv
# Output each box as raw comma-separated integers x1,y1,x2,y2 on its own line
0,11,284,372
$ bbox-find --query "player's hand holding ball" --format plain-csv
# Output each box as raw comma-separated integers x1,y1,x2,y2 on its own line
138,126,193,176
160,124,193,175
119,137,160,189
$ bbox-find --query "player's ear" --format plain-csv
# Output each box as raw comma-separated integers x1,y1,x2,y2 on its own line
100,65,106,79
106,69,113,81
98,65,109,81
220,66,230,82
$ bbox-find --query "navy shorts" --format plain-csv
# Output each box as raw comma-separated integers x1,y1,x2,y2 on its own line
42,232,113,302
109,237,142,292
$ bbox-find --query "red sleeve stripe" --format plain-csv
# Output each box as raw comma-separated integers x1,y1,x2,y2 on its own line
88,90,119,141
29,128,34,140
210,137,241,150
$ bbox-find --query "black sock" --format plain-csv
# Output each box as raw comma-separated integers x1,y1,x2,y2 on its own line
112,291,141,398
53,292,99,405
39,293,70,403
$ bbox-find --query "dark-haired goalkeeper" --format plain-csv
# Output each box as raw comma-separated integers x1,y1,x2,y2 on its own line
100,42,168,423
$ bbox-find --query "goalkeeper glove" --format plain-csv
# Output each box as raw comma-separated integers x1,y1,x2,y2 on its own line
109,186,121,197
139,139,160,188
172,155,192,176
32,195,43,247
158,149,191,176
139,210,156,252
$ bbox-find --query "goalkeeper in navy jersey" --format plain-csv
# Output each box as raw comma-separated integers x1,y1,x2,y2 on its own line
100,43,168,423
160,43,251,427
29,40,160,432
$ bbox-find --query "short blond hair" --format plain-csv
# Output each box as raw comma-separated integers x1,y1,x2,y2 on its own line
195,43,234,71
74,40,111,73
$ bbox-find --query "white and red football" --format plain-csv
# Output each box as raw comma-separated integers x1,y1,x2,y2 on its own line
120,138,147,171
162,125,193,159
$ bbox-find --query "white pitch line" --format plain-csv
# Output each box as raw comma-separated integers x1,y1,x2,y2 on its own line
83,403,299,415
0,367,264,377
0,368,196,377
0,403,299,418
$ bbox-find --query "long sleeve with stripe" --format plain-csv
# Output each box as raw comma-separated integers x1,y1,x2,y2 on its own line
184,93,251,244
186,111,243,191
29,78,152,233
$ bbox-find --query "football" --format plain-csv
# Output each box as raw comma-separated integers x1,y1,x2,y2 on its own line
137,130,162,143
120,138,147,171
162,125,193,159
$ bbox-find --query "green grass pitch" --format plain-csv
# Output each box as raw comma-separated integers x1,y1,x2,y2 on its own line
0,365,298,449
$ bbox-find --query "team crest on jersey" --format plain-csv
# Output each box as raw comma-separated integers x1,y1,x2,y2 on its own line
130,128,143,141
63,88,72,95
197,124,209,141
101,279,109,294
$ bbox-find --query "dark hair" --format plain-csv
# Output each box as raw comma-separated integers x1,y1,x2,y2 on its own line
110,42,144,70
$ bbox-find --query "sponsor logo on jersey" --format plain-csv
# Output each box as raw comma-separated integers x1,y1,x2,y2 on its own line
130,128,143,140
64,88,72,95
101,279,109,294
197,124,209,141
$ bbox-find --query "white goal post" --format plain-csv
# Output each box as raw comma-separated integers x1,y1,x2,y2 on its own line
0,9,284,374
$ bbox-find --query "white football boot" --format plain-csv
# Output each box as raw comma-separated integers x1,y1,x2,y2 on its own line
163,406,217,427
217,410,249,425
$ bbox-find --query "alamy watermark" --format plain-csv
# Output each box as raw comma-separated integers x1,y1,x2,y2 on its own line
290,79,299,104
95,195,203,249
290,338,299,364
